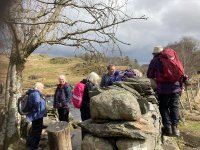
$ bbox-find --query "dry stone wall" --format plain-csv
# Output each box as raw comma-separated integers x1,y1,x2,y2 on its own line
80,78,162,150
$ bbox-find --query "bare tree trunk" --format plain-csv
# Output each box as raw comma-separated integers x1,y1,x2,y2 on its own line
5,63,11,112
0,62,11,149
0,59,24,149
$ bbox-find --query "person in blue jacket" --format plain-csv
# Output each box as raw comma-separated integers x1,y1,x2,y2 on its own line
100,64,117,87
26,82,46,150
53,75,72,122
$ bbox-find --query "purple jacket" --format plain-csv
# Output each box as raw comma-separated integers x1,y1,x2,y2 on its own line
53,83,72,109
147,55,182,94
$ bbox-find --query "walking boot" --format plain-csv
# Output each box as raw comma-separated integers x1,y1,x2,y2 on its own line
172,125,180,137
162,126,172,136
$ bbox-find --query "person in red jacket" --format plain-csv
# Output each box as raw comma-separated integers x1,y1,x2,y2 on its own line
147,46,182,137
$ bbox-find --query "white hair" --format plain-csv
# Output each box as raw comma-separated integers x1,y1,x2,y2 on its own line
58,75,66,81
34,82,44,90
86,72,100,84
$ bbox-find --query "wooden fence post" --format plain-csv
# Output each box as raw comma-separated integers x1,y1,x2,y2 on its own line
185,86,192,113
190,87,195,102
47,121,72,150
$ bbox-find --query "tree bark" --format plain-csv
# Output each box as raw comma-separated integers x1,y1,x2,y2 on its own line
0,56,24,149
47,121,72,150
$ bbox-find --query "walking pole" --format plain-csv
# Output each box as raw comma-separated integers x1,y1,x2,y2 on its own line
179,98,184,109
196,78,200,97
185,84,192,113
179,91,185,122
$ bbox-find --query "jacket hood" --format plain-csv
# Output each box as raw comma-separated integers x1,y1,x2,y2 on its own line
81,79,88,84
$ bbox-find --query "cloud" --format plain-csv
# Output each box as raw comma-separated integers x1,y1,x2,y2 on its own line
115,0,200,63
36,0,200,64
35,44,76,57
162,1,200,33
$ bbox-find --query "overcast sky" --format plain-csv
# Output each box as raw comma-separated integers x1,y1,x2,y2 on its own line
36,0,200,64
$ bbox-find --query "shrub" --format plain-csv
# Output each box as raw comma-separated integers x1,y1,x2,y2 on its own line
28,75,42,80
50,57,69,64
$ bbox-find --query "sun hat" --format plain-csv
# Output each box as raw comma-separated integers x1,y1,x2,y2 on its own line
152,46,163,54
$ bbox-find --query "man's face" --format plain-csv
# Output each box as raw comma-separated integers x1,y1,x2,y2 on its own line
108,66,116,75
59,78,66,85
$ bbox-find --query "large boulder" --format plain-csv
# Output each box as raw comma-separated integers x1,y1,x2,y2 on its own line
137,98,149,114
81,134,113,150
116,78,155,97
116,138,158,150
112,82,141,98
79,119,158,140
147,95,158,104
90,89,141,121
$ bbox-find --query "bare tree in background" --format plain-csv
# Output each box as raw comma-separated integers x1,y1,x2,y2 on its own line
167,36,200,75
0,0,146,149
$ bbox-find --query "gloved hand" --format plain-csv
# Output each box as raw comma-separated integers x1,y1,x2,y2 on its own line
182,74,191,85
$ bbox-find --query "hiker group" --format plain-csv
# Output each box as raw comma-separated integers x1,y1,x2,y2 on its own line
18,46,189,150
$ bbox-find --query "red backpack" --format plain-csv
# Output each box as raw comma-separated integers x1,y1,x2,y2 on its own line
157,48,185,83
72,82,85,108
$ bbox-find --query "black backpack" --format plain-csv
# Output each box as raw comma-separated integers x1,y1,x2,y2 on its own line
17,93,32,115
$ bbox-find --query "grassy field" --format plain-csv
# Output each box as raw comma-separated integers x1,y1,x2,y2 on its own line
22,54,92,96
22,54,130,96
178,120,200,149
0,54,128,95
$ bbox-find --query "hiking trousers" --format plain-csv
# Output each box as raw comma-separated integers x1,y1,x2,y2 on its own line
57,108,69,122
27,117,43,150
158,93,180,128
80,105,91,139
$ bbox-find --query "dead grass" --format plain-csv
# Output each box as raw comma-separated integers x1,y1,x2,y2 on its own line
178,120,200,149
178,76,200,149
22,54,133,96
22,54,87,95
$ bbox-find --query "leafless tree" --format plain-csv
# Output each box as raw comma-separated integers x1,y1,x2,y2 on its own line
0,0,146,148
167,36,200,76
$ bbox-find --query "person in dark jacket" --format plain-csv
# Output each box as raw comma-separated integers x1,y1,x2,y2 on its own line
147,46,182,137
80,72,99,139
26,82,46,150
100,64,116,87
53,75,72,122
